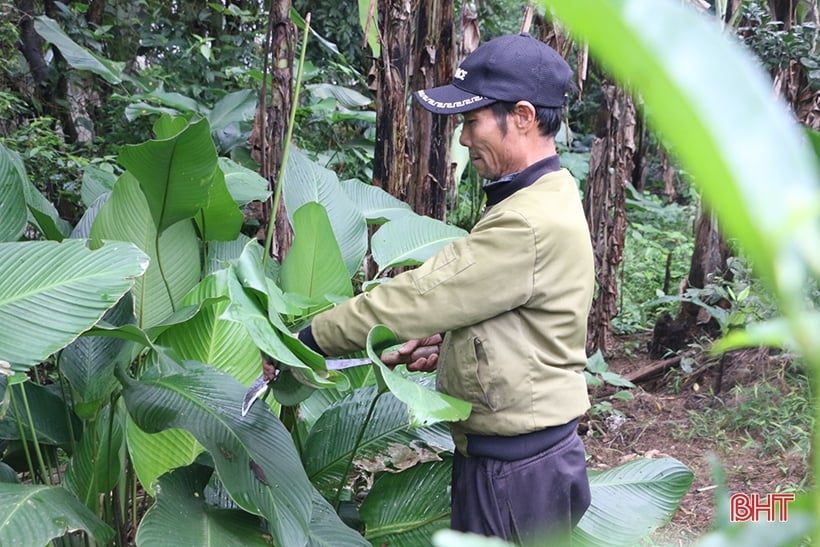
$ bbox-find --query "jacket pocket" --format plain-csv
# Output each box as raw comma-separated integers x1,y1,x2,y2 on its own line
440,333,497,411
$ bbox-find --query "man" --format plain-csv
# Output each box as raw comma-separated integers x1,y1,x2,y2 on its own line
298,33,594,543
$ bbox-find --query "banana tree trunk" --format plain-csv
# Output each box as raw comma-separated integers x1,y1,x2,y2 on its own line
408,0,455,220
249,0,294,260
584,83,635,355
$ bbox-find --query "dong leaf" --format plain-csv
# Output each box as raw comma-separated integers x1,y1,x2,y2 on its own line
283,148,367,275
0,381,81,446
118,117,217,234
135,464,270,546
281,202,353,306
0,239,148,366
366,325,471,427
573,457,694,546
126,418,203,497
207,90,257,132
0,145,27,242
90,173,200,328
219,158,271,204
0,483,114,546
303,384,452,498
361,460,451,546
341,178,414,224
33,16,124,84
62,403,124,513
0,143,71,241
371,215,467,273
194,168,244,241
118,361,314,546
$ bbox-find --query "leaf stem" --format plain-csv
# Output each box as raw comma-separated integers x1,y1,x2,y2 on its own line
333,389,383,511
263,12,312,267
7,385,36,482
17,383,52,485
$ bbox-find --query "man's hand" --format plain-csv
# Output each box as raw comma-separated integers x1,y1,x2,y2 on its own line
380,334,442,372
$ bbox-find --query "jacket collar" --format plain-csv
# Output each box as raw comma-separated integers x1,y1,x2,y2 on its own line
482,155,561,206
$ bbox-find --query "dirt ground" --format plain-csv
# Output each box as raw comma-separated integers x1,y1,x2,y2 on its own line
580,334,810,546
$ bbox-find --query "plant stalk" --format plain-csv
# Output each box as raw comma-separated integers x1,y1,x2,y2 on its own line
333,389,383,511
263,12,312,267
8,386,36,483
16,384,52,485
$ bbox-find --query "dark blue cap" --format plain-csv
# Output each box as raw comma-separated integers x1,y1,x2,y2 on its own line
414,33,572,115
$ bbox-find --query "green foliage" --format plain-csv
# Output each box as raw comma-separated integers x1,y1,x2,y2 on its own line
615,185,696,334
585,350,636,419
683,366,813,467
739,0,820,89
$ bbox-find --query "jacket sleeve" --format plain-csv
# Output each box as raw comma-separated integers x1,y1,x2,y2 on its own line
310,208,537,355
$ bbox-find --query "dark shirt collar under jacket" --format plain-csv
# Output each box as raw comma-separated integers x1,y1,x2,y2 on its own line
482,154,561,207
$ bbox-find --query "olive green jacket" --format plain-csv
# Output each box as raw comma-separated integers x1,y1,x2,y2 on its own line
311,168,594,454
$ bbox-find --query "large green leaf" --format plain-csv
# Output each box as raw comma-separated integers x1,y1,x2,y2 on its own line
366,325,472,428
360,460,451,546
218,157,271,204
62,403,124,513
0,462,17,483
90,173,200,328
207,89,257,132
306,489,371,546
0,239,148,366
195,168,244,241
573,457,693,546
0,381,81,446
118,361,315,546
0,143,71,241
0,483,114,545
158,271,260,386
126,417,203,498
80,164,117,208
303,384,453,497
136,464,270,546
542,0,820,315
0,145,27,242
33,16,124,84
118,117,218,234
281,202,353,305
205,234,254,275
340,178,414,224
59,296,133,418
371,215,467,273
283,148,368,275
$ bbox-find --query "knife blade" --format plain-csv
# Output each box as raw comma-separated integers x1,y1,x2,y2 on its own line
241,357,373,416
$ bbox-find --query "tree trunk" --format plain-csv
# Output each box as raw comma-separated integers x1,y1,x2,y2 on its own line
373,0,414,202
679,206,731,323
584,83,635,355
16,0,48,84
248,1,294,259
408,0,455,220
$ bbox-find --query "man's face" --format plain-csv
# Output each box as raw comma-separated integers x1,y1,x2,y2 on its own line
459,106,518,180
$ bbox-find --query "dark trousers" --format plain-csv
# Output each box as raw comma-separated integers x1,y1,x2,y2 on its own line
450,432,590,544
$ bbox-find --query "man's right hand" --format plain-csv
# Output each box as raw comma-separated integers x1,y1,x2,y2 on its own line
380,334,442,372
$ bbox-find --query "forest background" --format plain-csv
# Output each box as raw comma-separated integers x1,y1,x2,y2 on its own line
0,0,818,545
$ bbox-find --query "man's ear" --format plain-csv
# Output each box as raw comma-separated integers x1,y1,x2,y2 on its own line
512,101,537,129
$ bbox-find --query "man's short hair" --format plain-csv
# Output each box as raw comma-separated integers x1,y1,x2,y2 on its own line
490,102,563,138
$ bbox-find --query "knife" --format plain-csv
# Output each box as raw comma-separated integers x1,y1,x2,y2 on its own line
241,357,372,416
